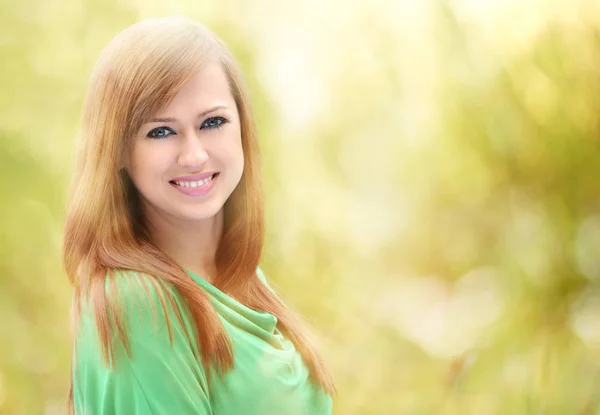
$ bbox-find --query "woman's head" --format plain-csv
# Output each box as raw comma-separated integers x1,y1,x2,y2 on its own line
129,60,244,228
65,16,263,283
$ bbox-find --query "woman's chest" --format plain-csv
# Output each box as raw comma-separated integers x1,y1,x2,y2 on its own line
207,323,332,415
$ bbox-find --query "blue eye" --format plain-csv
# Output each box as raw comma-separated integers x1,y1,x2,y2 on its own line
201,116,228,130
146,126,175,139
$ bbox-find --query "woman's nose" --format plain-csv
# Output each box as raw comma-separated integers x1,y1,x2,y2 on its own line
177,132,209,168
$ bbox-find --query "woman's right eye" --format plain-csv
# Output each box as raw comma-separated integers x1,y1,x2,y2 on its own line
146,126,175,139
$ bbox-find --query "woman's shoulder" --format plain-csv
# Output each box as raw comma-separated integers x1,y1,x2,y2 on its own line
256,267,267,283
76,269,193,347
79,269,181,315
256,266,277,295
106,269,181,310
72,270,212,414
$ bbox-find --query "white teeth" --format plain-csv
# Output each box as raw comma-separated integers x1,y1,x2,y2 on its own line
174,175,214,188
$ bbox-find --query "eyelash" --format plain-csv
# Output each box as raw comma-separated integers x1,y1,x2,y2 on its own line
146,116,229,139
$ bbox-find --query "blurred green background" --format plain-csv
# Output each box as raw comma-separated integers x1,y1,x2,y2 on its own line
2,0,600,413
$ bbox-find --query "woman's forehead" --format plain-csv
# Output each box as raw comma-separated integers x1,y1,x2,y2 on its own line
145,65,237,123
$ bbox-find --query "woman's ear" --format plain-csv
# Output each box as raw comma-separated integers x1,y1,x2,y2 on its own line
118,148,130,171
119,160,132,180
119,165,132,189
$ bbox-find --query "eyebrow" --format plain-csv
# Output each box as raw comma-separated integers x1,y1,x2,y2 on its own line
147,105,228,123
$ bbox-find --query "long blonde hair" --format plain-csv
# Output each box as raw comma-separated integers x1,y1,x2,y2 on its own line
64,16,335,410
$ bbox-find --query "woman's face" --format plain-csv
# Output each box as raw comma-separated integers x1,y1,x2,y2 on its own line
128,63,244,226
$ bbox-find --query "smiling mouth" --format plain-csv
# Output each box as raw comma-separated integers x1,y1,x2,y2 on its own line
169,173,219,188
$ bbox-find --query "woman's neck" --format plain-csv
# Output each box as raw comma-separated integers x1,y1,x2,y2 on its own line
143,207,224,283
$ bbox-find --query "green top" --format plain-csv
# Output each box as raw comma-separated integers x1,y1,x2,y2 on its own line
73,268,332,414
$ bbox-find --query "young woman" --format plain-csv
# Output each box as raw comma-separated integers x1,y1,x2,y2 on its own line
63,16,335,414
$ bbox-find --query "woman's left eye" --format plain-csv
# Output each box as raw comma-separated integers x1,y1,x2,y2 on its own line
201,116,228,130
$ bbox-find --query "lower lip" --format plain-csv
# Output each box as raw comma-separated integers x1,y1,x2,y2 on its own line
170,174,218,196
